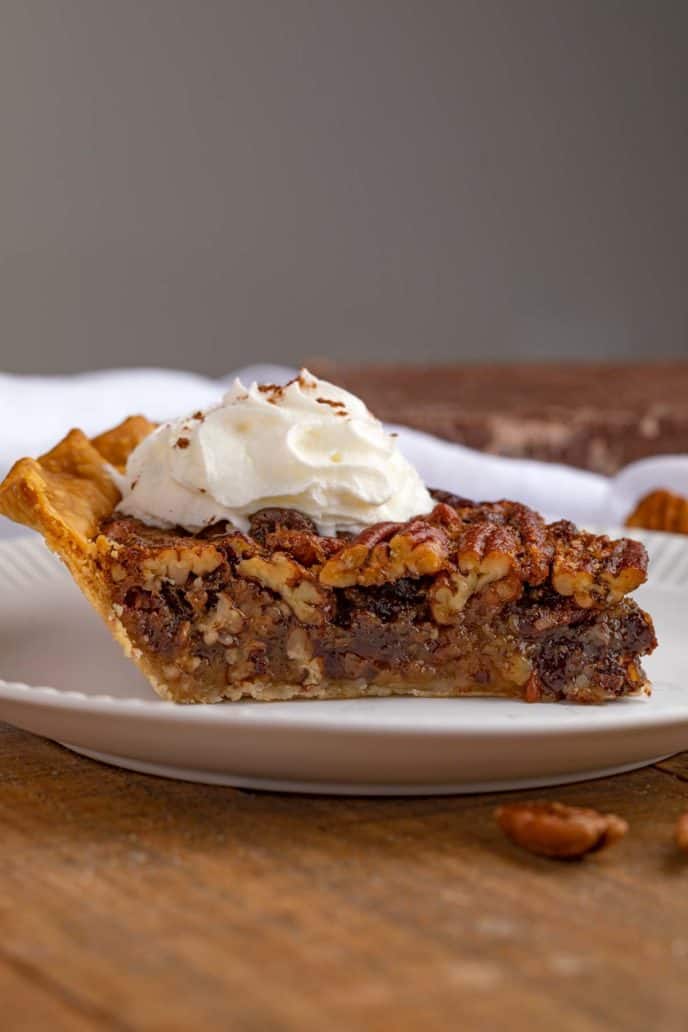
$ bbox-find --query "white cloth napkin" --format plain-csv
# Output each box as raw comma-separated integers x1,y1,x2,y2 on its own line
1,364,687,538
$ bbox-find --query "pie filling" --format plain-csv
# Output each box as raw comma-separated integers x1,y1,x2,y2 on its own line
96,499,656,704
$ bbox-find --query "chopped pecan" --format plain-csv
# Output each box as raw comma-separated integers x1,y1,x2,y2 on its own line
286,626,323,685
237,552,330,625
429,570,479,623
139,543,223,588
675,812,688,853
197,592,245,646
319,520,449,587
495,800,628,859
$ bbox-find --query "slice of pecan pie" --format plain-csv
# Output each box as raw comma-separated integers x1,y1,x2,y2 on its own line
0,418,656,703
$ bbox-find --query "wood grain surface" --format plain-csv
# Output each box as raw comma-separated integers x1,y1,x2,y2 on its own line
310,360,688,474
1,724,687,1031
2,366,687,1031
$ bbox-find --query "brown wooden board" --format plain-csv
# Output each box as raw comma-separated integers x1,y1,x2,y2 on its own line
1,724,687,1031
309,361,688,475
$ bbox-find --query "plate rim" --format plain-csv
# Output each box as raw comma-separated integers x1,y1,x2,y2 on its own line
59,746,677,795
0,676,686,739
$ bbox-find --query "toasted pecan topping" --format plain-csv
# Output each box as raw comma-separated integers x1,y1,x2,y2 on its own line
102,498,649,612
550,521,647,608
319,520,449,587
454,501,553,584
429,564,524,624
427,502,464,534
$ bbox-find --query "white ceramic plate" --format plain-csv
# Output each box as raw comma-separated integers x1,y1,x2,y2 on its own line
0,531,686,795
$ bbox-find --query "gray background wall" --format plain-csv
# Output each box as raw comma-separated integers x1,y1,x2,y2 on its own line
1,0,687,376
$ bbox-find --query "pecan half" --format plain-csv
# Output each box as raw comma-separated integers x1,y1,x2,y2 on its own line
319,520,449,587
551,522,647,608
494,801,628,859
626,489,688,534
431,499,553,585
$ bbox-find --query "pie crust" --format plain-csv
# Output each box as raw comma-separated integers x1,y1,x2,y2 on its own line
0,419,657,704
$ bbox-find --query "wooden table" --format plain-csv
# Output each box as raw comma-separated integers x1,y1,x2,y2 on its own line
2,729,688,1031
2,366,687,1031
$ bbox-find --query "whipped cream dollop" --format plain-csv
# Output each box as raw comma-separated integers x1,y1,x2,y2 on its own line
113,370,434,535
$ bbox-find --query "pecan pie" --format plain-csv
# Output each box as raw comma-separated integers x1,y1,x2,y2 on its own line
0,419,656,703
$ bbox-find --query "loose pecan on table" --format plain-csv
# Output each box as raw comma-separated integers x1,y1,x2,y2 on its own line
494,800,628,859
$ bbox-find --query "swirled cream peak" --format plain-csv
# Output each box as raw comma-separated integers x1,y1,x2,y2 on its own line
114,370,434,535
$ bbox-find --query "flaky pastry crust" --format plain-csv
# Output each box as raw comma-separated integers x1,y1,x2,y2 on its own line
0,417,159,686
